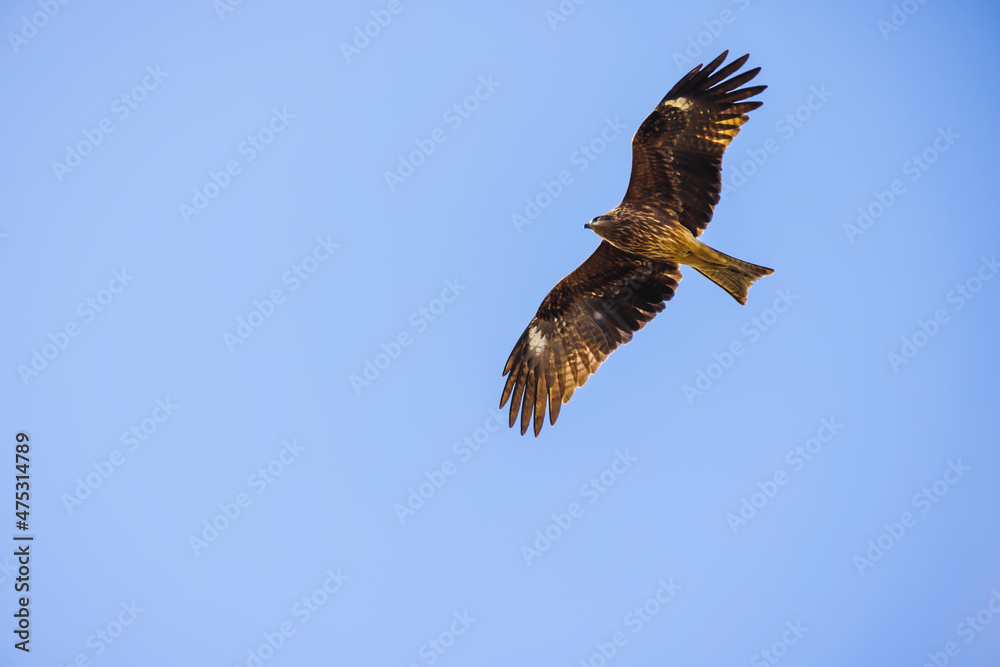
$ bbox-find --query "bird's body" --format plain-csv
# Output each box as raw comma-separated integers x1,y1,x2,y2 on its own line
501,52,773,436
587,208,698,262
587,208,771,305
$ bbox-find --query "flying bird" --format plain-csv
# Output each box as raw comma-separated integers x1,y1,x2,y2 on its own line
501,51,773,436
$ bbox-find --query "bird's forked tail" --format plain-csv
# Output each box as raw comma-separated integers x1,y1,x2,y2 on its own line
692,246,773,305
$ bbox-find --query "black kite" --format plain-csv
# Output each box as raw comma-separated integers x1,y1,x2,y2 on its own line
501,51,773,436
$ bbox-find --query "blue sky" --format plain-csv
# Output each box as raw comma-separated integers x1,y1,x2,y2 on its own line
3,0,999,664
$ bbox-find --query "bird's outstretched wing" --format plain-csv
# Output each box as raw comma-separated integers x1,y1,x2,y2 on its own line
623,51,765,237
500,241,681,436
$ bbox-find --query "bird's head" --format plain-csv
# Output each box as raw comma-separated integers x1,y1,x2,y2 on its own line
584,214,613,235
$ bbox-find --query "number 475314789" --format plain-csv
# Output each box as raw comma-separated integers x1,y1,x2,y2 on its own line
15,432,29,530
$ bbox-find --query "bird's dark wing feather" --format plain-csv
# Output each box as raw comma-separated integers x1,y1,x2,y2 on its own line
500,241,681,436
623,51,765,237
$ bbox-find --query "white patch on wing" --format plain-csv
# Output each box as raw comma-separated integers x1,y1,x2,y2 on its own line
527,326,547,355
663,96,692,111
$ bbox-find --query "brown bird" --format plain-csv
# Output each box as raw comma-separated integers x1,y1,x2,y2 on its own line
501,51,773,436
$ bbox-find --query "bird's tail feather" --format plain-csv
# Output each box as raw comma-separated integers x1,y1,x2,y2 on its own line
693,249,773,305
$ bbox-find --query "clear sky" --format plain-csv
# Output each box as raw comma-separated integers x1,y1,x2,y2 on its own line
3,0,999,665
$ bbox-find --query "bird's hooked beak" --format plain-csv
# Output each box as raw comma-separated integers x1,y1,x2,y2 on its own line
584,216,601,231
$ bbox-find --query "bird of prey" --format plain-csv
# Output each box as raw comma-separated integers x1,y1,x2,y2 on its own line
501,51,772,436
